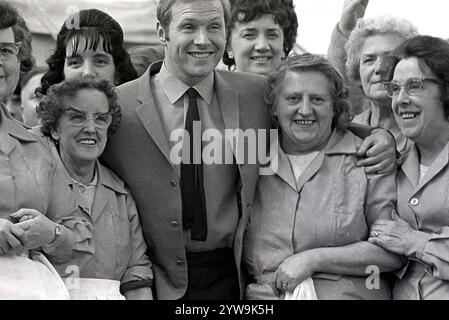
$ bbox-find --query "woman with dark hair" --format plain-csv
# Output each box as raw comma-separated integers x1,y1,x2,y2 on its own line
38,9,137,96
369,35,449,300
223,0,298,75
243,53,401,300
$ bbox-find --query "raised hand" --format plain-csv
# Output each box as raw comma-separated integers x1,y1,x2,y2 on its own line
339,0,369,38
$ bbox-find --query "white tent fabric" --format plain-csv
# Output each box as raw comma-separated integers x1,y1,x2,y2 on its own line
9,0,159,44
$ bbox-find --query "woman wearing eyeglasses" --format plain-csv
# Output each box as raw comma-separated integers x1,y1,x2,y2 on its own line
30,78,154,300
369,35,449,300
0,3,72,299
38,9,137,96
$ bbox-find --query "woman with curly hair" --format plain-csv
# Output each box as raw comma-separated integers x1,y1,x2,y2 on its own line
344,16,418,156
243,53,401,300
327,2,419,156
38,9,137,96
223,0,298,75
35,78,154,300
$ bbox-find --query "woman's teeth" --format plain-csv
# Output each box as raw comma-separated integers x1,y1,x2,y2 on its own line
295,120,314,125
78,139,96,145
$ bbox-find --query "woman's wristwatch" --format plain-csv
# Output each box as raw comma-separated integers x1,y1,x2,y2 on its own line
42,224,64,253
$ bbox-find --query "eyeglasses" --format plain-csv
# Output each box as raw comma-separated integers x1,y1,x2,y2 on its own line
383,77,443,99
0,42,21,61
62,106,113,129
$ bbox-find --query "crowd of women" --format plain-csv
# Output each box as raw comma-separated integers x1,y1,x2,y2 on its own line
1,0,449,300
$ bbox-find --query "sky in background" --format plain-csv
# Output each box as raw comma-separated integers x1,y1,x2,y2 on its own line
295,0,449,54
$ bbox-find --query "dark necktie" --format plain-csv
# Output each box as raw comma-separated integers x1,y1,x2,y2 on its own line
181,88,207,241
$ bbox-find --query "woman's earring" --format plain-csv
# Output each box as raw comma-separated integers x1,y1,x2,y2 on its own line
228,51,234,59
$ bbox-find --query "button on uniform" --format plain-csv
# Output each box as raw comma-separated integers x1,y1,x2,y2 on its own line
170,179,178,187
176,258,184,266
170,219,179,227
410,198,419,206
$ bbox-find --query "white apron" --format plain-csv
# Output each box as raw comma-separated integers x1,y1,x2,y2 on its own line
0,251,69,300
64,278,125,300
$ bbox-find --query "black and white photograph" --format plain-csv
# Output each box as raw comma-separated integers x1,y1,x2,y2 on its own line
1,0,449,313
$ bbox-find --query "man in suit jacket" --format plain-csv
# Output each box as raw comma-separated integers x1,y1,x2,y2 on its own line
102,0,396,300
102,0,271,300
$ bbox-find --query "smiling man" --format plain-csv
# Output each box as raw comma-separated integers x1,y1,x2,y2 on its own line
101,0,397,301
102,0,271,300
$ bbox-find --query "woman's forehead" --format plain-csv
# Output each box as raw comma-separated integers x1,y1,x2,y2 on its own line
61,89,109,110
394,57,434,79
0,27,15,42
280,70,332,94
65,34,111,57
235,13,280,28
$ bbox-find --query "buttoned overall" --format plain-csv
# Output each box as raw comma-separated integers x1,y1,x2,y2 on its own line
394,142,449,299
244,130,397,300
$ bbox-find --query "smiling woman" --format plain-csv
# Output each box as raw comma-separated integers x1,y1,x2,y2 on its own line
243,53,401,300
36,78,154,300
369,36,449,300
0,2,33,100
63,36,116,83
223,0,298,75
38,9,137,96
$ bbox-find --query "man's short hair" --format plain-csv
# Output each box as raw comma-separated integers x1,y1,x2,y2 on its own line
157,0,231,31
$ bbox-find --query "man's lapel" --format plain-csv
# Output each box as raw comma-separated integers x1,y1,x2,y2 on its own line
135,61,174,167
215,71,239,132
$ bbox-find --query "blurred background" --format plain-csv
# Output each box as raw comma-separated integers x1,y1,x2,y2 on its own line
8,0,449,66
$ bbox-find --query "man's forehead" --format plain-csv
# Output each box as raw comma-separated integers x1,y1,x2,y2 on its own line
170,0,225,23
